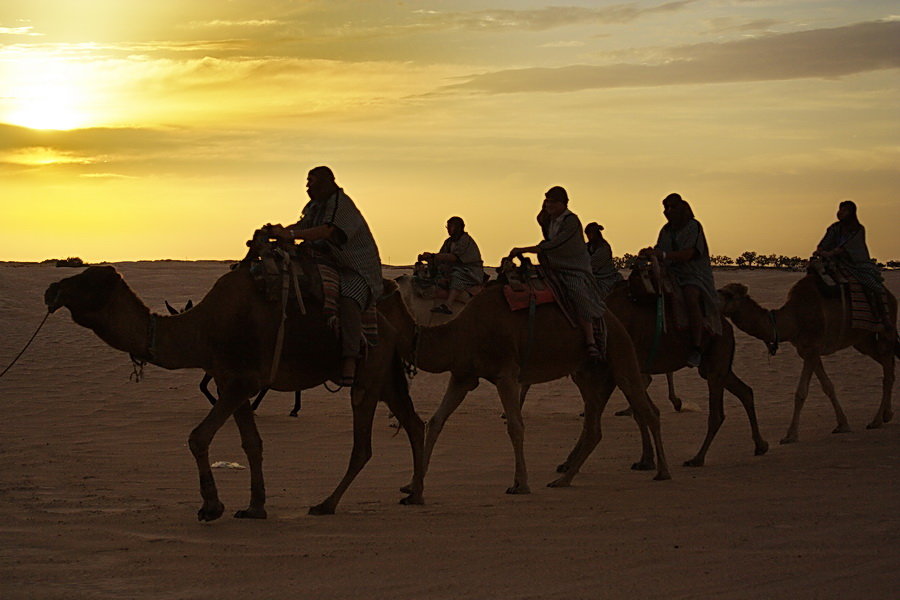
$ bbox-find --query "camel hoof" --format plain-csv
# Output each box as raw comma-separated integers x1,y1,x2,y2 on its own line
399,484,413,494
631,460,655,471
289,411,298,418
671,398,683,412
308,503,335,516
865,422,881,430
399,494,424,506
780,436,798,445
614,407,633,417
546,477,571,488
555,462,570,473
197,501,225,522
234,508,267,519
506,484,531,495
755,441,770,456
654,471,672,481
834,425,853,433
683,457,704,467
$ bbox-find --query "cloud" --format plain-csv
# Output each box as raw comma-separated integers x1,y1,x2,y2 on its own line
0,26,42,36
411,2,699,32
183,19,282,29
449,20,900,93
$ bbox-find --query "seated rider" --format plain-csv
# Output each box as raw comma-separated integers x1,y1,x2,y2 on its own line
509,186,605,359
640,193,720,368
585,221,623,300
814,200,894,333
270,166,382,386
418,216,485,315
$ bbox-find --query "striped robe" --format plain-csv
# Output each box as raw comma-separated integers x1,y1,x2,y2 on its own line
438,232,484,289
297,188,382,311
538,210,605,321
655,217,721,335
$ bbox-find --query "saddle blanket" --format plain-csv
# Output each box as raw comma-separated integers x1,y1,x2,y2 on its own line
319,263,379,346
503,285,556,312
835,265,889,332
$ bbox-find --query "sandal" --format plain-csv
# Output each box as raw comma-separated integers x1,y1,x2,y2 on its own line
430,303,453,315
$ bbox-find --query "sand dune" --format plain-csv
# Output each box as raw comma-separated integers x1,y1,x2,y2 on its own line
0,262,897,599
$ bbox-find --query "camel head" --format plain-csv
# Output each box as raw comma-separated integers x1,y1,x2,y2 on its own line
717,282,750,318
44,265,123,321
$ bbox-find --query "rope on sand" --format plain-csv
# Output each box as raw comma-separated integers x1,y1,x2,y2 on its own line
0,311,51,379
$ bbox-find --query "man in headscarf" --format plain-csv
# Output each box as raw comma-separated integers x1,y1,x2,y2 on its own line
585,221,623,300
815,200,893,332
418,216,484,315
641,192,720,367
273,166,382,385
510,186,605,358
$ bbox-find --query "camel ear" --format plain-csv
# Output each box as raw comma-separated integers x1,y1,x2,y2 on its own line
185,299,194,311
165,300,179,315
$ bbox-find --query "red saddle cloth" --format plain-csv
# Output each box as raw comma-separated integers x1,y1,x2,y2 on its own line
503,284,556,312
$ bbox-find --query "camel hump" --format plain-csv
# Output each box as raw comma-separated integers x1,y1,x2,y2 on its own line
718,282,748,300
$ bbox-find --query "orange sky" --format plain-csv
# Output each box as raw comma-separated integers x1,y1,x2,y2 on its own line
1,1,898,264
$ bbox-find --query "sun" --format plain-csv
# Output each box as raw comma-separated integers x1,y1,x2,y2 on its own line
2,54,92,130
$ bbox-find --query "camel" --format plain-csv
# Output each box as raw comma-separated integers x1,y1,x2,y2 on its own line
45,264,425,521
377,281,671,497
718,276,897,443
165,300,303,417
597,280,769,466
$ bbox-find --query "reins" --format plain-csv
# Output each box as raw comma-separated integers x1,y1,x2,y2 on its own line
0,310,52,379
766,309,780,355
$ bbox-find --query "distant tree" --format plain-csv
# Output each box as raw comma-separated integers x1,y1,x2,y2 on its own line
886,259,900,269
616,253,639,270
738,251,758,269
710,254,734,267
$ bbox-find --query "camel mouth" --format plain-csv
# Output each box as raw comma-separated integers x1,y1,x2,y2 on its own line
44,283,63,313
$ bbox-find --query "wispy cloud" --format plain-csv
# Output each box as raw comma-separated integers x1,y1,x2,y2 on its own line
183,19,282,29
449,20,900,93
0,26,42,36
412,1,700,32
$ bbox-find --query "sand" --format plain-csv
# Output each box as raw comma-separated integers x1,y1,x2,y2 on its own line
0,262,897,599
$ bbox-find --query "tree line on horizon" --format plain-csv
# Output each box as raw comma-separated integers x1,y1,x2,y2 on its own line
612,251,900,271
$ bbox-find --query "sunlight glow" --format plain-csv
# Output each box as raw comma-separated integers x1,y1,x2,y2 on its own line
2,52,92,130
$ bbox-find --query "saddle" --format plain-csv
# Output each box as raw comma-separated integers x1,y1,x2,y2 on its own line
808,257,890,332
240,227,323,307
627,258,689,331
410,261,483,302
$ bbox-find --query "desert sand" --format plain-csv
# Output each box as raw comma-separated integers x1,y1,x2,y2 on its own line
0,262,897,599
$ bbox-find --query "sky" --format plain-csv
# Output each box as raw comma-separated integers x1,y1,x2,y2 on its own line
1,0,898,264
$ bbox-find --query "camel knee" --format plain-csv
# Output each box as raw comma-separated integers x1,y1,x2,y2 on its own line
188,430,209,458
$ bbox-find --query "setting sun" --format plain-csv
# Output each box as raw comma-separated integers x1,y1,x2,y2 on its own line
2,53,91,130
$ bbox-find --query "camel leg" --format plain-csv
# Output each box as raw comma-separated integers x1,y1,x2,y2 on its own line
860,342,895,429
289,391,302,417
665,372,683,412
622,383,670,481
199,373,217,406
250,387,268,411
423,374,477,476
496,376,530,494
232,401,267,519
309,387,378,515
782,358,817,444
547,369,612,487
809,357,851,434
723,371,769,456
188,384,248,522
385,386,426,506
684,375,726,467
